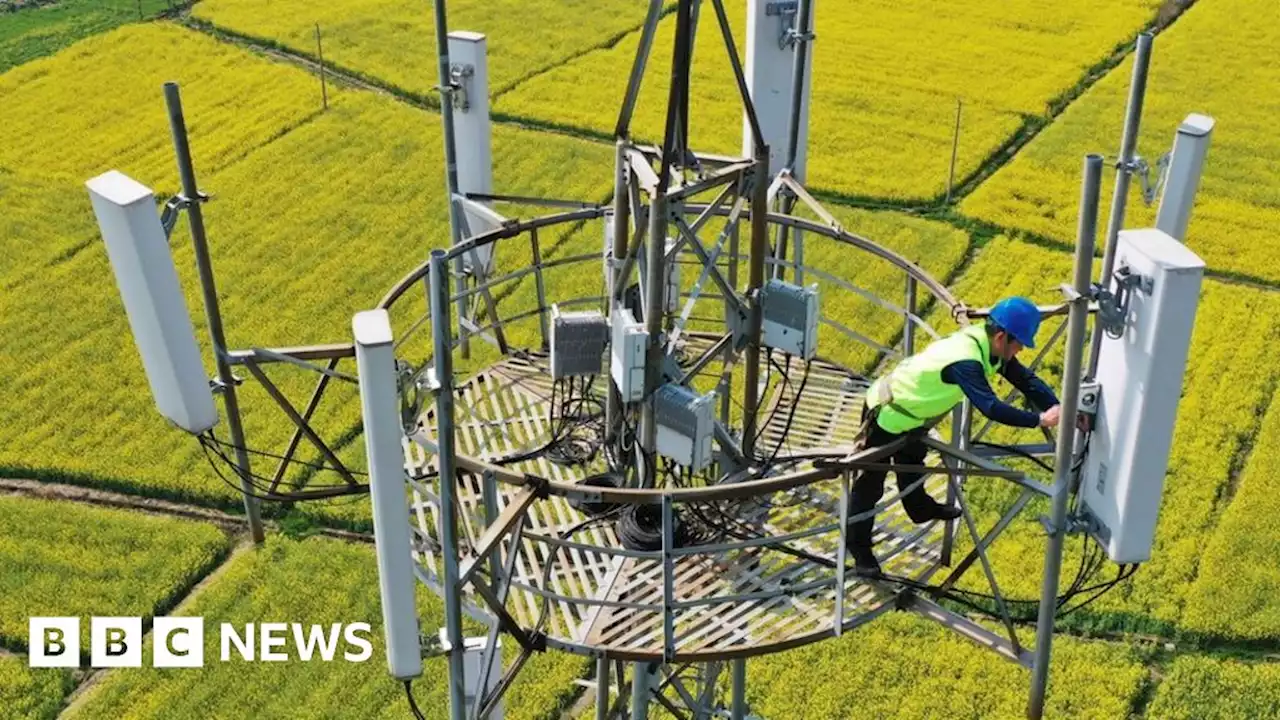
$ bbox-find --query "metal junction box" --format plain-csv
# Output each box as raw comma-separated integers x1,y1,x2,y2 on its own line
549,306,608,379
1081,228,1205,564
760,279,819,359
654,384,716,470
610,308,648,402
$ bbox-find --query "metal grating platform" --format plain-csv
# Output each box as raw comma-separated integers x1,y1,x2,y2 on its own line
404,341,947,661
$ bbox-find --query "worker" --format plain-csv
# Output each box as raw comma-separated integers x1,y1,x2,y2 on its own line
847,296,1064,576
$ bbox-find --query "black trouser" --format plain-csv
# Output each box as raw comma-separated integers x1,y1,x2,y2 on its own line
847,408,940,549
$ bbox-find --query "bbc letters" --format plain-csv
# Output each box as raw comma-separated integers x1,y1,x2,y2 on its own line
29,617,373,668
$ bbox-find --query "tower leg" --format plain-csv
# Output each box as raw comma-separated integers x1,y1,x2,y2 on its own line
731,658,747,720
630,662,654,720
1027,155,1102,719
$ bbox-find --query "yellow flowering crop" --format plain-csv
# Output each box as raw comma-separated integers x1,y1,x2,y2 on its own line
0,494,230,653
497,0,1163,201
0,654,72,720
962,0,1280,283
0,25,611,509
747,612,1144,719
193,0,663,99
1147,655,1280,719
1183,377,1280,640
64,536,587,720
0,23,327,192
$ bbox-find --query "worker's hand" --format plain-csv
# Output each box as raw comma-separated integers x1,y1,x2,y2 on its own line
1039,405,1062,428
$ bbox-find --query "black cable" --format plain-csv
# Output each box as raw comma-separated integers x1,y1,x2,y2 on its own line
970,440,1054,473
405,680,427,720
762,359,811,469
198,433,370,501
749,351,788,454
202,433,370,477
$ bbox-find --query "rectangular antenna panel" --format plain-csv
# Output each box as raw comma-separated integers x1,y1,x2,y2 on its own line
744,0,813,179
1081,228,1205,563
611,308,648,402
86,170,217,435
760,278,819,358
354,310,423,680
654,384,716,470
549,306,608,378
448,31,496,274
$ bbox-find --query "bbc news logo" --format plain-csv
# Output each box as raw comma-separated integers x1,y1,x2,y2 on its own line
29,617,373,668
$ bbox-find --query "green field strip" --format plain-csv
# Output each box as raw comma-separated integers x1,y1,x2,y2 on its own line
0,0,177,73
0,494,231,654
961,0,1280,286
63,535,587,720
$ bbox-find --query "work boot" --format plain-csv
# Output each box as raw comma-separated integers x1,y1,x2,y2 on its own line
847,543,882,577
929,503,962,522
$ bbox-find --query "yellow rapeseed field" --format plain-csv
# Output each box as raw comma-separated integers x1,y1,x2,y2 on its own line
64,536,588,720
1146,656,1280,719
193,0,663,99
962,0,1280,283
0,23,327,192
1184,378,1280,640
497,0,1165,201
0,26,612,509
747,612,1144,719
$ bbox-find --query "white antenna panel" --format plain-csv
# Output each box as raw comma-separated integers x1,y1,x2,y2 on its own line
86,170,216,435
354,309,423,680
1081,228,1205,563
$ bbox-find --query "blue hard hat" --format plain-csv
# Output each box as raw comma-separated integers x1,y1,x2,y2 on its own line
988,297,1041,348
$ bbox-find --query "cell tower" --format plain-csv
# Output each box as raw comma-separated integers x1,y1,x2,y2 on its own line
85,1,1217,718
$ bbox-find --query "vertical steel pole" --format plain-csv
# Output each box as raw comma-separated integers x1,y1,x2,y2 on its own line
943,399,970,566
782,0,813,175
720,217,740,427
630,662,652,720
903,274,918,357
163,82,265,545
945,98,962,205
607,139,631,443
596,656,610,720
432,0,470,358
1027,155,1102,720
731,658,747,720
430,250,468,720
315,24,328,110
1087,32,1152,378
741,149,770,457
780,0,814,288
640,191,667,488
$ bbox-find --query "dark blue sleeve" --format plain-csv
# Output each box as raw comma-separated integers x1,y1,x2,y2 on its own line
1000,358,1060,411
940,361,1041,428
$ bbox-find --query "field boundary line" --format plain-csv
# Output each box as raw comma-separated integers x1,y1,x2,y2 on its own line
0,477,373,543
54,534,255,719
176,15,620,150
937,0,1200,209
492,2,678,100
